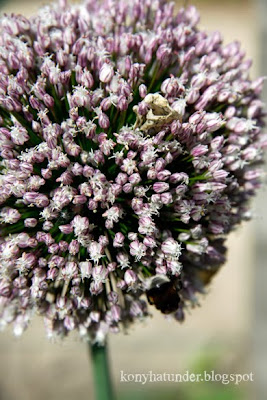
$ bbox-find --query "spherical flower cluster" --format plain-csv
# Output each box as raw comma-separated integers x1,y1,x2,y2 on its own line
0,0,266,343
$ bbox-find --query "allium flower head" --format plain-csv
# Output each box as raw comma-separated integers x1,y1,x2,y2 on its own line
0,0,266,343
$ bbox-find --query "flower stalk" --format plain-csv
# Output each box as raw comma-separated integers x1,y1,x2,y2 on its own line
90,343,115,400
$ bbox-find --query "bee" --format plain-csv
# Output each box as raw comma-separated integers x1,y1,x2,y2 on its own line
146,275,180,314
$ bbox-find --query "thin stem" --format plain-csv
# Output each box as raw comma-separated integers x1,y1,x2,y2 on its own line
89,342,115,400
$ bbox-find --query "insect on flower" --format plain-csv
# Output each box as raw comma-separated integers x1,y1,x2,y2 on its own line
146,275,180,314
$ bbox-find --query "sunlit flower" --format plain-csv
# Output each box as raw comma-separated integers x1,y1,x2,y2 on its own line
0,0,266,343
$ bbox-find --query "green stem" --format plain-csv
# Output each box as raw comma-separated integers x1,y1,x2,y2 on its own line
89,343,115,400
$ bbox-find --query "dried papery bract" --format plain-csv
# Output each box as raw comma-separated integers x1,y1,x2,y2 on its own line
0,0,266,343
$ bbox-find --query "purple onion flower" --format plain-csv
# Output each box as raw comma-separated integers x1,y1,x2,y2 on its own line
0,0,266,344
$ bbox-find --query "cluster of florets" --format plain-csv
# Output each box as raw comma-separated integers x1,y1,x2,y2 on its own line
0,0,266,343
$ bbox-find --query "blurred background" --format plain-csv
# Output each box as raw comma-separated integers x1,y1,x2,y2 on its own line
0,0,266,399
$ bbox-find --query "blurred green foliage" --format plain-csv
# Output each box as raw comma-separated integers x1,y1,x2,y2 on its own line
119,385,242,400
118,346,245,400
0,0,7,8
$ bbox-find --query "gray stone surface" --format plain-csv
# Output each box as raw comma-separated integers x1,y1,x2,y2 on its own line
252,2,267,399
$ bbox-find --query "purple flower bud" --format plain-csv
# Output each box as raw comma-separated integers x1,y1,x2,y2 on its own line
147,168,157,180
88,199,98,210
0,279,11,297
92,265,107,284
191,144,208,157
186,88,200,104
110,305,121,321
69,239,80,255
58,241,69,252
143,236,157,248
99,235,109,247
244,169,262,180
130,240,146,260
153,182,170,193
43,221,53,231
107,291,118,304
124,269,137,286
10,126,29,145
139,84,147,98
78,261,92,280
63,262,78,279
161,192,172,205
48,243,59,254
123,183,133,193
41,168,53,179
138,216,155,235
128,173,141,185
157,170,171,181
43,94,55,108
64,316,75,331
0,207,21,223
107,262,117,272
162,238,182,258
73,194,87,205
90,311,100,323
191,72,207,88
156,44,172,67
251,77,265,95
117,95,128,111
72,215,89,236
99,63,114,83
115,172,128,185
24,218,38,228
113,232,125,248
155,158,166,172
23,192,50,207
98,111,110,129
81,70,94,89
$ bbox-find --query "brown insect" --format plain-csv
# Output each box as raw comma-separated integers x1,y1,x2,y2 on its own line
146,275,180,314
